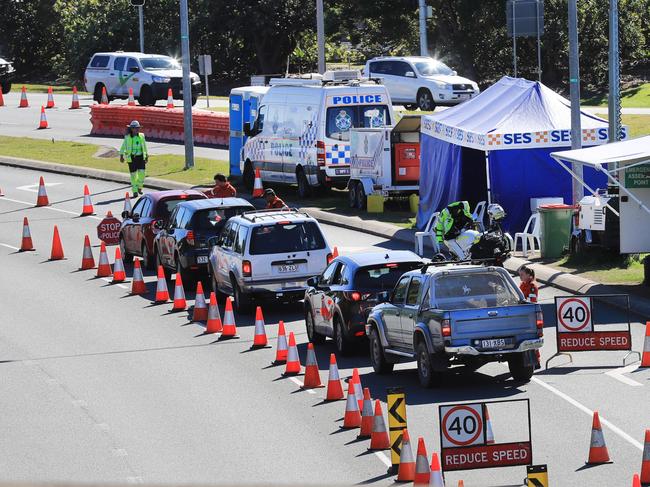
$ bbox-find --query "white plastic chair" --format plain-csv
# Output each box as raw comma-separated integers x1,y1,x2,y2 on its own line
514,213,541,258
415,211,440,256
472,201,487,232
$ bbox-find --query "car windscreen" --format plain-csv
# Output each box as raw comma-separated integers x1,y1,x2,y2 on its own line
325,105,391,141
140,57,180,70
249,222,326,255
192,207,249,234
433,272,521,310
414,60,454,76
155,196,202,222
353,262,423,291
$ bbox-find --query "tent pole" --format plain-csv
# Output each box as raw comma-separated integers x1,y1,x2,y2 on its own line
485,151,492,205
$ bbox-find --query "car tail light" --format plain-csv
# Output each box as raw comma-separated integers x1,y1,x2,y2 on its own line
354,331,365,337
186,230,195,246
350,292,361,301
441,319,451,337
385,263,398,268
151,219,160,231
536,309,544,337
316,141,326,167
242,260,252,277
179,194,188,199
326,253,333,264
277,221,291,225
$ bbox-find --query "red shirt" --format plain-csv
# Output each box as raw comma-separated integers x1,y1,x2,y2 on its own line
266,196,286,209
520,281,539,302
206,182,236,198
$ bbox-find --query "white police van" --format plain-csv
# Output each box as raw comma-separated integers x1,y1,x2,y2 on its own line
241,71,395,198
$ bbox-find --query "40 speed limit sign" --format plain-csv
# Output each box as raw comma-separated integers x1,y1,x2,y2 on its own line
440,404,484,448
556,296,593,332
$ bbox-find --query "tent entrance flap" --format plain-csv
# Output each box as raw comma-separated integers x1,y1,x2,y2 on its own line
460,146,489,211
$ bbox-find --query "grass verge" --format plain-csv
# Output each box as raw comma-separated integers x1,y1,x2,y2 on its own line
542,250,647,285
595,113,650,138
583,82,650,108
15,83,89,95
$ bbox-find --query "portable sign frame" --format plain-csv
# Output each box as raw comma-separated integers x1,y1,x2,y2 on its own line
546,294,640,368
438,399,532,472
526,464,549,487
386,387,407,474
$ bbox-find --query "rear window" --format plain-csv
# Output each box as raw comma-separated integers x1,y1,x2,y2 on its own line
155,195,203,221
191,207,250,234
434,272,521,310
353,262,422,291
89,55,110,68
325,105,391,141
249,221,326,255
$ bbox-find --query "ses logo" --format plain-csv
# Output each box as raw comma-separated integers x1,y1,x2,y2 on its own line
331,94,383,105
502,127,622,145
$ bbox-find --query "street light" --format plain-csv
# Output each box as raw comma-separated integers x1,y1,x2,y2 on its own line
180,0,194,169
130,0,145,53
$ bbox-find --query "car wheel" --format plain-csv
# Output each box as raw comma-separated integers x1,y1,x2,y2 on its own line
138,85,154,106
141,243,153,270
348,182,358,209
1,81,11,94
176,254,193,288
297,167,311,198
232,278,251,313
355,183,366,210
416,341,443,388
93,83,105,104
119,237,133,263
417,89,436,111
369,327,394,374
243,161,255,190
508,352,535,382
305,307,326,344
334,316,353,356
156,250,172,280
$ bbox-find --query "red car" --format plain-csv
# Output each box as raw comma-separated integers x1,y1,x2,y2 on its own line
119,190,207,269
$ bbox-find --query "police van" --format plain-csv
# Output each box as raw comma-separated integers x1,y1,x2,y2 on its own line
241,71,395,197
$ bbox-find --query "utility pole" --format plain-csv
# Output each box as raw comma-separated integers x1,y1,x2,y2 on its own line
138,5,144,52
419,0,428,56
568,0,582,204
180,0,194,169
316,0,325,74
512,0,518,77
608,0,622,143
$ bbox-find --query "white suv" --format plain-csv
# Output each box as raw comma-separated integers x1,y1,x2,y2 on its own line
363,56,479,111
208,209,332,312
84,52,201,106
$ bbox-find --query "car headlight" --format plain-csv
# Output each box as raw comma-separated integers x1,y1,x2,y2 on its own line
152,76,171,83
471,82,479,90
434,81,450,89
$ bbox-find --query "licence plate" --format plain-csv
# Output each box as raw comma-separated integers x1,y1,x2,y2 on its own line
459,93,470,99
335,168,350,175
479,338,513,350
278,264,298,273
196,255,208,264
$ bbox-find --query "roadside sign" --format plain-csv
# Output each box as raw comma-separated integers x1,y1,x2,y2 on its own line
96,215,121,245
624,164,650,188
441,404,484,448
198,55,212,76
527,464,549,487
386,387,407,474
556,296,593,332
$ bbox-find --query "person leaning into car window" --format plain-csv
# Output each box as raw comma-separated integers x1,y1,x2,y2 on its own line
264,189,287,209
205,173,237,198
119,120,148,198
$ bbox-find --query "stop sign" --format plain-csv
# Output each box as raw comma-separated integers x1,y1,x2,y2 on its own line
97,216,122,245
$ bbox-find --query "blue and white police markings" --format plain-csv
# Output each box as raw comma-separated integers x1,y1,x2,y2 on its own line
328,94,383,106
271,142,293,157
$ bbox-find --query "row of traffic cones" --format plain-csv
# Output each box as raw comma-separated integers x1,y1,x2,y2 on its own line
13,85,81,109
32,176,94,216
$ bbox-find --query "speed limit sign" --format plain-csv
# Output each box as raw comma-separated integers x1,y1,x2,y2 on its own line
440,403,485,448
556,296,593,333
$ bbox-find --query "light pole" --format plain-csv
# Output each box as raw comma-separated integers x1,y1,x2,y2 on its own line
568,0,582,204
419,0,428,56
138,5,144,52
316,0,325,74
608,0,622,143
180,0,194,169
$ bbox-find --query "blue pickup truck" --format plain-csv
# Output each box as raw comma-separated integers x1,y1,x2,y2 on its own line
365,263,544,387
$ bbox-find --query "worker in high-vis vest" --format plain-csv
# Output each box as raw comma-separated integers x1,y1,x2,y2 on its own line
120,120,149,197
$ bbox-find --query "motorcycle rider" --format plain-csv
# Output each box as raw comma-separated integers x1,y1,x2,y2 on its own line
434,200,480,259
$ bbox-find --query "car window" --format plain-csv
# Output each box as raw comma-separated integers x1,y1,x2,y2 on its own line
325,105,391,141
218,221,232,246
179,209,193,229
140,57,180,70
131,198,145,217
170,208,185,229
406,276,422,306
140,198,152,218
223,222,238,250
114,57,126,71
414,59,454,76
331,264,346,286
369,61,385,74
249,221,326,255
434,272,521,310
156,196,202,222
127,58,139,71
320,262,339,286
256,105,267,132
391,61,412,77
353,262,422,291
90,55,110,68
392,276,410,304
234,225,248,255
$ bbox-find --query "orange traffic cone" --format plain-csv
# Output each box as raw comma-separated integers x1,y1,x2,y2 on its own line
38,106,48,129
429,452,444,487
397,428,416,482
131,259,147,295
19,85,28,107
220,297,239,339
351,368,364,410
70,86,80,109
283,331,301,376
457,481,464,487
302,343,324,388
127,87,136,106
413,437,430,486
587,411,611,464
46,86,55,108
325,353,344,401
112,247,126,282
273,320,288,365
171,273,187,311
191,281,208,321
252,168,264,197
80,235,95,269
641,322,650,367
101,86,109,104
80,185,94,216
154,265,170,303
19,217,34,252
633,473,641,487
369,400,390,450
641,429,650,484
106,210,114,217
205,292,223,333
485,404,495,445
0,85,4,107
49,225,64,260
342,380,362,429
36,176,49,206
166,88,174,108
250,306,269,349
123,192,132,214
358,388,374,439
332,246,339,259
96,242,112,277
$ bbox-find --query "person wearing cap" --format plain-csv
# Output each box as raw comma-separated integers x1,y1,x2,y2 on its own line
205,173,237,198
119,120,149,197
264,189,287,209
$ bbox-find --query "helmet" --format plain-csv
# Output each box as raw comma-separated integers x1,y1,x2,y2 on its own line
487,203,506,221
128,120,141,128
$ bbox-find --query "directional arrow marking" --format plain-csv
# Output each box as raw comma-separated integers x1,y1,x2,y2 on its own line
388,397,406,423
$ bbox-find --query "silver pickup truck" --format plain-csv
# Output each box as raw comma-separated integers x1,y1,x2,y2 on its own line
365,263,544,387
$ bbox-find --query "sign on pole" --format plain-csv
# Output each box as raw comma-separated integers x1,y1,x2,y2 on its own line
556,296,593,333
386,387,408,474
96,215,121,245
198,54,212,108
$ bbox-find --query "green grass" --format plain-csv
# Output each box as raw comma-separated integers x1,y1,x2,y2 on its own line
200,95,228,102
545,251,647,285
582,82,650,108
16,83,89,95
203,106,229,112
595,113,650,138
0,136,228,186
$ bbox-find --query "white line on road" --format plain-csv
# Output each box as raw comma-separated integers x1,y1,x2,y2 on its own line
0,196,102,220
17,182,62,192
532,377,643,450
100,277,129,290
288,376,316,394
374,451,392,468
0,243,20,250
605,363,643,387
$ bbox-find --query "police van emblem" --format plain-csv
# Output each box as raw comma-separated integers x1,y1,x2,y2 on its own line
335,110,352,131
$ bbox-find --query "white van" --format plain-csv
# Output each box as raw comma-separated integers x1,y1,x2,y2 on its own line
241,71,395,198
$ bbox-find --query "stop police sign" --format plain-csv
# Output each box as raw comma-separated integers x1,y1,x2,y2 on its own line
97,215,121,245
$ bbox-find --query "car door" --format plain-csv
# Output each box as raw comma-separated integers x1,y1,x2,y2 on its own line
124,57,141,96
383,275,410,346
263,102,286,182
125,197,146,253
311,262,340,332
134,197,152,255
379,61,404,103
172,208,192,269
161,207,184,267
389,61,415,102
216,221,238,292
111,56,127,96
399,276,422,347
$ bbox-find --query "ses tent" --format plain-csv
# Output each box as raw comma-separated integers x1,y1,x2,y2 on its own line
416,76,626,232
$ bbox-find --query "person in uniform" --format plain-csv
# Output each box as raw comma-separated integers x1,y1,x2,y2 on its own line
205,173,237,198
119,120,148,198
264,189,287,209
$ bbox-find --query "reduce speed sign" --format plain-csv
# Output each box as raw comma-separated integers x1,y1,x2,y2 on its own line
556,296,593,333
441,403,485,448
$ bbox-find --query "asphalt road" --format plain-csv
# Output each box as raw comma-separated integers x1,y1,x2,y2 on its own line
0,166,649,486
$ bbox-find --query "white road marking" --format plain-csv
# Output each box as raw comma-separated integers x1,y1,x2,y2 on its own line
0,243,20,250
100,277,129,290
17,182,62,192
0,196,102,220
605,363,643,387
374,451,392,468
532,377,643,450
288,376,316,394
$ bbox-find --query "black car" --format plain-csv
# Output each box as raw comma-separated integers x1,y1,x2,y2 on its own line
304,250,423,355
154,198,254,284
0,57,15,94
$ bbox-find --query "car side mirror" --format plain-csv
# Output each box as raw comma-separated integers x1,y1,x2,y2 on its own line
452,70,457,76
243,122,252,137
405,71,416,78
307,276,319,287
208,236,219,248
129,66,140,73
132,212,140,222
121,210,130,219
153,219,164,230
377,291,390,303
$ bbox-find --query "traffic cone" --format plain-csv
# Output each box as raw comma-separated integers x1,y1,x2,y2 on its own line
633,473,641,487
641,429,650,484
154,265,170,303
96,241,112,277
587,411,611,464
457,482,464,487
429,452,444,487
124,193,132,214
19,85,28,107
252,168,264,197
641,322,650,367
302,343,324,388
351,368,364,410
131,259,147,295
250,306,269,349
112,247,126,283
80,185,94,216
80,235,95,269
273,320,288,365
106,210,114,217
70,86,80,109
35,176,49,206
413,437,430,486
220,297,239,339
283,332,301,376
205,292,222,333
325,353,344,401
37,106,48,129
342,380,362,429
485,405,495,445
46,86,55,108
369,400,390,450
191,281,208,321
101,86,108,104
128,87,136,106
166,88,174,108
19,217,34,252
397,428,415,482
332,246,339,259
171,273,187,311
49,225,64,260
358,388,374,439
0,85,4,107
